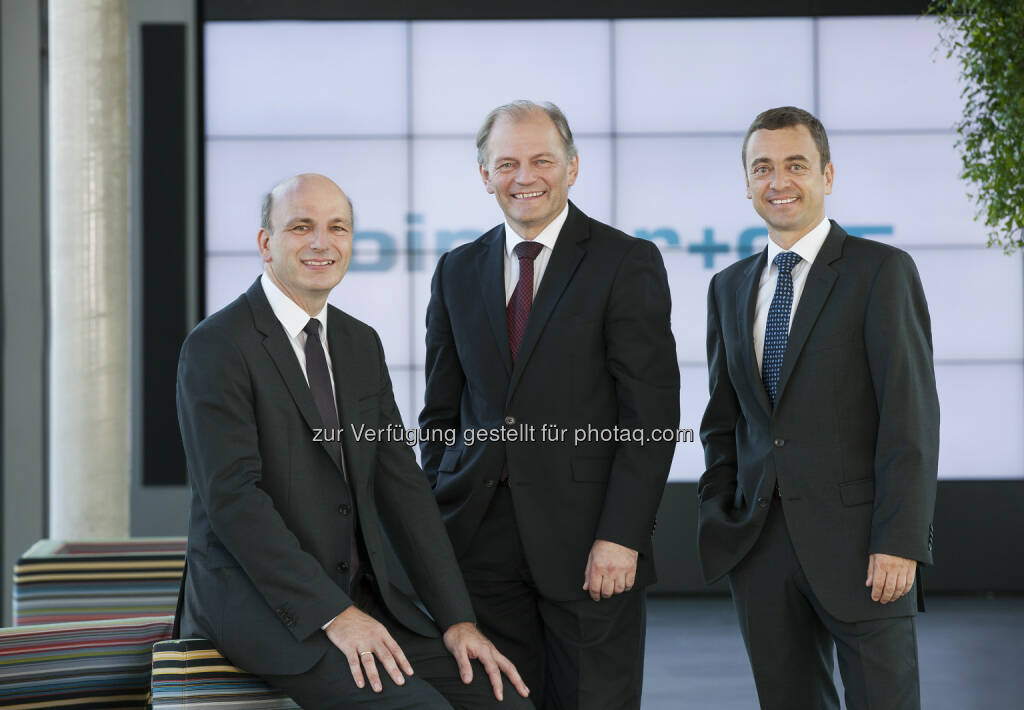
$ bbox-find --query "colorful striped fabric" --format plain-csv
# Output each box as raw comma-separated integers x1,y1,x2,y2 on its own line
0,615,173,709
14,539,186,626
151,639,299,709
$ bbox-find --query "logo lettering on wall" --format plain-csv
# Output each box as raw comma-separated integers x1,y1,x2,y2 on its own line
347,213,893,272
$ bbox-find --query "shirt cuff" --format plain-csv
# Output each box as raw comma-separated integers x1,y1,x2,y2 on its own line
321,612,340,631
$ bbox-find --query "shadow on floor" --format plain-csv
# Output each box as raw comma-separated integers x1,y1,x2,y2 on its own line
642,595,1024,709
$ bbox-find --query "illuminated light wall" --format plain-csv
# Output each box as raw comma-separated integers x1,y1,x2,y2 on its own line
204,17,1024,481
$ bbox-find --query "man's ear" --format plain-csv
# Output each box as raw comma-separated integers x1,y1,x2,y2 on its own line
567,154,579,187
823,162,834,195
745,174,752,200
257,228,272,263
480,164,496,195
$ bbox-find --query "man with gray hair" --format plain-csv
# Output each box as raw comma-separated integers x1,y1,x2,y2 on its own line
420,102,680,708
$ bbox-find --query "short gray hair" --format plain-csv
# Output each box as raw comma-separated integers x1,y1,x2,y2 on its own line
476,100,577,167
259,184,355,233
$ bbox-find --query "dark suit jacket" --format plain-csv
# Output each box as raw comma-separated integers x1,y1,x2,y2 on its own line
698,222,939,623
419,202,680,601
176,278,475,676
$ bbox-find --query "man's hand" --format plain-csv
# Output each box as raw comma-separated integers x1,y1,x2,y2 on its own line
582,539,639,601
442,622,530,701
865,553,917,604
324,606,414,693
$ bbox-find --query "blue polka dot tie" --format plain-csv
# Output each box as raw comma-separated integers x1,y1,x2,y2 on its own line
762,251,802,407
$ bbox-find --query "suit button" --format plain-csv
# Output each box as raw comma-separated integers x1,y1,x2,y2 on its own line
337,562,349,572
773,438,785,447
504,416,515,426
757,497,769,508
338,504,350,515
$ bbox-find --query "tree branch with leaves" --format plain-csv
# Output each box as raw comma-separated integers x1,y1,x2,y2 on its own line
929,0,1024,253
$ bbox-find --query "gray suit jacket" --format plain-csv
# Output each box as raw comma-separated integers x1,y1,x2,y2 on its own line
177,278,474,675
698,222,939,622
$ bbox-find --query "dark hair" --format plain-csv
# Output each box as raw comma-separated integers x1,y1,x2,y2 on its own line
476,100,577,167
742,106,831,172
260,190,274,232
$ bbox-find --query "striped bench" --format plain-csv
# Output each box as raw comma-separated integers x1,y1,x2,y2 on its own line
0,615,173,709
14,539,186,626
151,639,298,709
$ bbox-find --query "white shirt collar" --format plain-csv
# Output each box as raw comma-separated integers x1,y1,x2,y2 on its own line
260,271,328,339
766,216,831,268
504,202,569,257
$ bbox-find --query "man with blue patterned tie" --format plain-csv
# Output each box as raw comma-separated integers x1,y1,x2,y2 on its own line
698,107,939,710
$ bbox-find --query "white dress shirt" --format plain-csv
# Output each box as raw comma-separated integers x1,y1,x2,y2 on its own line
503,202,569,304
753,217,831,370
260,271,336,399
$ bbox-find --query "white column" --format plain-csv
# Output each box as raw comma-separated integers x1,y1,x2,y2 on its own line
48,0,130,539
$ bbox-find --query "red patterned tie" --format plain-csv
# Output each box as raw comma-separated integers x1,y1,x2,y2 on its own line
506,241,544,361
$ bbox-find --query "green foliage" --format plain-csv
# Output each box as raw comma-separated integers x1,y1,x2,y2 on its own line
929,0,1024,253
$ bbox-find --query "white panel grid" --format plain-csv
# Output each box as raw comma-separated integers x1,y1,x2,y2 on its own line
203,17,1024,480
615,19,816,133
204,22,408,137
410,20,612,135
671,365,710,482
817,17,963,131
935,364,1024,480
205,139,409,253
908,248,1024,362
827,134,984,247
205,255,264,315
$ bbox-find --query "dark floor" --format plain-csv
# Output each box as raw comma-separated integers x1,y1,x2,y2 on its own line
641,595,1024,709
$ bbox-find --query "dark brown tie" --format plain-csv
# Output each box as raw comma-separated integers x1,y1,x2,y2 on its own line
303,319,342,468
303,319,360,583
506,241,543,362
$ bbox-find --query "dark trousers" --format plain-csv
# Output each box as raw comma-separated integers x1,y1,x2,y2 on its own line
460,486,646,710
263,575,533,709
728,496,921,710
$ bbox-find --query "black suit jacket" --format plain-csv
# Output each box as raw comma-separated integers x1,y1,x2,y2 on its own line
698,222,939,622
176,278,475,676
419,202,680,600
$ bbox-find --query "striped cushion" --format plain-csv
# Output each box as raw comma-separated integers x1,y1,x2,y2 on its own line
151,639,298,709
14,539,186,625
0,615,173,709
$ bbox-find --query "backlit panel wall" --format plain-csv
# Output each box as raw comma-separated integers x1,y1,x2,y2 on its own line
204,17,1024,480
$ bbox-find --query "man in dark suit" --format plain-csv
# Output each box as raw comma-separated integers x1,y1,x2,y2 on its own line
419,101,679,709
176,173,531,708
698,107,939,709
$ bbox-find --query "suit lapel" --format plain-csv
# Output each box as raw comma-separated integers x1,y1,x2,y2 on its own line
736,250,772,417
479,226,513,377
246,278,345,474
507,203,587,402
774,223,845,406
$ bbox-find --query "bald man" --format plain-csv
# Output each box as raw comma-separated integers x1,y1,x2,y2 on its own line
176,174,531,708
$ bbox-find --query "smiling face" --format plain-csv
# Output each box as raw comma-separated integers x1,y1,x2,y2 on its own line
744,124,834,249
479,111,578,240
257,173,353,315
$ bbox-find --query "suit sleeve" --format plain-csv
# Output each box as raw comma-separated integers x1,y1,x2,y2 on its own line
368,328,476,629
176,327,352,642
594,239,680,552
863,250,939,565
698,274,741,506
419,251,465,485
